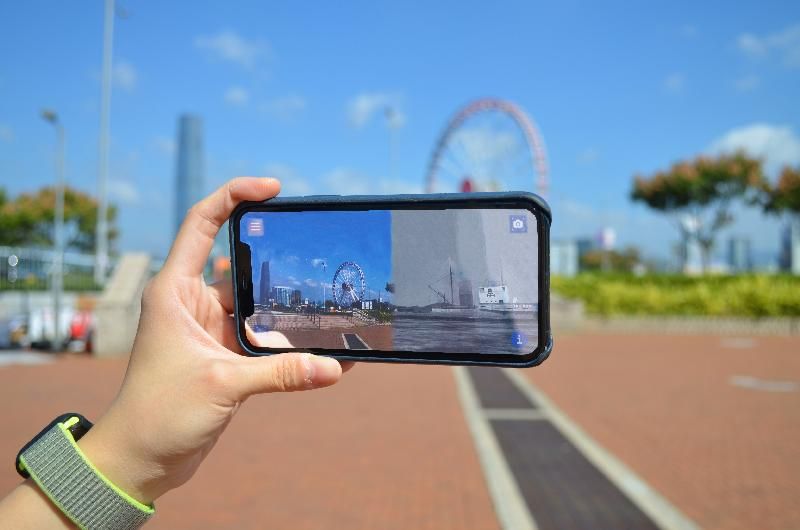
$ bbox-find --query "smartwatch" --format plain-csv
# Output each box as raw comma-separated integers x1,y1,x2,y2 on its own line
16,413,154,530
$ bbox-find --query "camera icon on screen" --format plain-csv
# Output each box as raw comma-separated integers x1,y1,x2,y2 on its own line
509,215,527,233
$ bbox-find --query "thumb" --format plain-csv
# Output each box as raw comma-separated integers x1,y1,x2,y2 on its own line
234,352,343,397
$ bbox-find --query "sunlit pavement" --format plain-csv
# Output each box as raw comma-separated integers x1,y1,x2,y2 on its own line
526,334,800,530
0,349,54,367
0,335,797,530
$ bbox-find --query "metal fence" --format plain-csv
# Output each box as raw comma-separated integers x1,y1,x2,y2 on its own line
0,246,103,292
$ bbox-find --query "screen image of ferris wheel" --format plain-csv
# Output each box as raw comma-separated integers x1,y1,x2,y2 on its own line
239,207,538,355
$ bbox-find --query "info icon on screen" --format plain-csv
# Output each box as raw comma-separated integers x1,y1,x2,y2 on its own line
510,331,528,349
509,215,527,233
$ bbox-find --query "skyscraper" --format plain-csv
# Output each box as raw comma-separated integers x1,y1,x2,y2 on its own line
175,114,205,237
727,236,752,273
271,286,293,307
780,219,800,275
259,261,270,305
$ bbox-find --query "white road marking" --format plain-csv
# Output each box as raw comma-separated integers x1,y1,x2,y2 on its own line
730,375,799,393
720,337,757,349
453,367,538,530
503,368,701,530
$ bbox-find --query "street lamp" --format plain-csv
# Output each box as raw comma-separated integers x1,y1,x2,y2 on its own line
41,109,66,351
95,0,115,285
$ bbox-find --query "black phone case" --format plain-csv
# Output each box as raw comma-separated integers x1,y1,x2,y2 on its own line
229,192,553,368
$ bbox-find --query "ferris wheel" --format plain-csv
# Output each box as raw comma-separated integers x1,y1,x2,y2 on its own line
425,98,549,195
332,261,366,308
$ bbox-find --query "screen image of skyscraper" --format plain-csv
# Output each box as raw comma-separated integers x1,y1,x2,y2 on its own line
175,114,205,237
259,261,270,305
271,286,293,307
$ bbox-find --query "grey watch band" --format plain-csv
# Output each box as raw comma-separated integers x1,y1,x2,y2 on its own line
19,420,154,530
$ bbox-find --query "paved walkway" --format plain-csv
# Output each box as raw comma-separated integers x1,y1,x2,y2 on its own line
0,334,797,529
526,335,800,530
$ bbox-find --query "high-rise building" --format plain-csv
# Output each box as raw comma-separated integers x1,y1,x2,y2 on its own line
780,219,800,275
259,261,270,305
175,114,205,237
271,286,293,307
727,236,752,273
291,289,302,306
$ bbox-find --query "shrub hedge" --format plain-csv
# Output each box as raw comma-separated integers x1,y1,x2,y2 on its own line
552,273,800,317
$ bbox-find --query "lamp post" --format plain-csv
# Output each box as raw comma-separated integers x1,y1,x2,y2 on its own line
95,0,115,285
41,109,66,351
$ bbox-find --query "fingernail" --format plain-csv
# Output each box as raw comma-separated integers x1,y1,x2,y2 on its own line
304,354,341,389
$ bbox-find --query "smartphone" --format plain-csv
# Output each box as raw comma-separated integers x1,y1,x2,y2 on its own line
229,192,552,367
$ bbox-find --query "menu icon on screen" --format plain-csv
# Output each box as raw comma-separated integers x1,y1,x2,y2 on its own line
247,218,264,237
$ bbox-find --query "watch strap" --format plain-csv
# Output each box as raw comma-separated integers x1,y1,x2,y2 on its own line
19,417,154,530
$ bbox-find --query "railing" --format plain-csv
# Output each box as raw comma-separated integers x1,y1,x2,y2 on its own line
0,246,101,292
0,246,165,292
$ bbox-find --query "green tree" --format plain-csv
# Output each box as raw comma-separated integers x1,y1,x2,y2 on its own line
580,247,641,273
630,151,766,271
0,185,118,252
764,166,800,214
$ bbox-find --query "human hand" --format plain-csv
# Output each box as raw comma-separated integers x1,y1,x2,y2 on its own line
78,177,350,505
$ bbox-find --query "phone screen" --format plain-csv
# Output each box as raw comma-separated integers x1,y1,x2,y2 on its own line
237,207,541,357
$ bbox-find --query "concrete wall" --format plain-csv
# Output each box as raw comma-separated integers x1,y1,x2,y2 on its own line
391,209,539,307
94,253,152,357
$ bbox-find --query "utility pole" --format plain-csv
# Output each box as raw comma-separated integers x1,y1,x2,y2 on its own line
449,263,455,306
95,0,115,285
42,110,65,351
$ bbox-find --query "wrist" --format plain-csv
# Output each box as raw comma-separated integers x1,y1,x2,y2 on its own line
77,412,165,505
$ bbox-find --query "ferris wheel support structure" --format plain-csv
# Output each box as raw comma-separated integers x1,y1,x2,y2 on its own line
425,98,549,196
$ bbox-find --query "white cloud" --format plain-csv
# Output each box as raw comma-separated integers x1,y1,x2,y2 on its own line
577,147,600,164
663,72,686,93
680,24,698,38
286,275,301,286
709,123,800,175
734,74,760,92
559,199,596,219
260,94,307,120
194,30,269,70
346,92,405,129
113,61,137,91
0,124,13,142
304,278,318,288
737,33,767,57
263,163,312,195
264,163,422,197
153,136,175,156
737,24,800,68
108,179,139,204
310,259,327,269
323,167,421,194
224,86,249,106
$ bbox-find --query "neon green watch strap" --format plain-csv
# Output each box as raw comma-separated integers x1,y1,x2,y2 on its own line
18,417,154,530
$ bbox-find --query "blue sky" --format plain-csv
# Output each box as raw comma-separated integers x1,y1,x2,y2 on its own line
1,1,799,265
240,210,392,303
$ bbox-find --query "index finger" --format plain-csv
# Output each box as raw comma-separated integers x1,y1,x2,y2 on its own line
165,177,280,277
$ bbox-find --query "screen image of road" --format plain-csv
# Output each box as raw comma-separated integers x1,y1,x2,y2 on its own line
239,208,539,355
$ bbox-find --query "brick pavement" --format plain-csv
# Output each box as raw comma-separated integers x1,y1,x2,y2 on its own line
525,334,800,530
0,334,797,529
0,356,497,530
